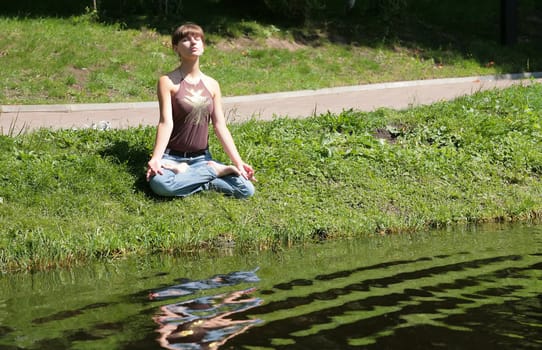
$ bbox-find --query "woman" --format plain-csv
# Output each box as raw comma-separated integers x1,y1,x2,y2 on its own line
146,23,255,199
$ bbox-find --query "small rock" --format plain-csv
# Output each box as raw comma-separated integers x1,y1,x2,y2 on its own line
91,121,111,131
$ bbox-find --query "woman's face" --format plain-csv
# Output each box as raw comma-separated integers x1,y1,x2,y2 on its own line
175,34,204,58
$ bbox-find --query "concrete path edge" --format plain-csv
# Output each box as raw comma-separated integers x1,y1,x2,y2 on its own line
2,72,541,113
1,72,541,134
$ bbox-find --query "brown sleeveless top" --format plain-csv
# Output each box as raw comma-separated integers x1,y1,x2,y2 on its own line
167,78,214,152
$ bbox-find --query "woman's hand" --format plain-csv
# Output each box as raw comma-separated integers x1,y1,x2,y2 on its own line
146,158,163,181
237,162,256,182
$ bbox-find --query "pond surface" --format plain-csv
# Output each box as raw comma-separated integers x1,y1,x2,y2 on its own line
1,224,541,349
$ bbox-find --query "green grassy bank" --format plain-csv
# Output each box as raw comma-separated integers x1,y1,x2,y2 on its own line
1,83,542,273
1,3,541,273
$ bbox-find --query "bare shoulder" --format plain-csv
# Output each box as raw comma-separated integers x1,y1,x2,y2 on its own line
160,69,182,86
201,74,221,96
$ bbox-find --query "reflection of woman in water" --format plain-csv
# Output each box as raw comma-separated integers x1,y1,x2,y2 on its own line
154,288,262,349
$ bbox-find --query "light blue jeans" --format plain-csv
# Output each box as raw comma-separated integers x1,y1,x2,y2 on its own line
149,150,255,199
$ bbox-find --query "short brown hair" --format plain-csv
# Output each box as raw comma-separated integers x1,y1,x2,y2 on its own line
171,23,205,46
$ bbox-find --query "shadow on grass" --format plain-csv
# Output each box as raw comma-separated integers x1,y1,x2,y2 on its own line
101,0,542,75
3,0,541,73
98,139,170,201
108,0,542,72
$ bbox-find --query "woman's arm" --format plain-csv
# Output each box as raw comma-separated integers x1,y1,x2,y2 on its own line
207,77,255,181
146,75,174,181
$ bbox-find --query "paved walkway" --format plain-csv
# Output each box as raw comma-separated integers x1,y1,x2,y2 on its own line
1,73,541,134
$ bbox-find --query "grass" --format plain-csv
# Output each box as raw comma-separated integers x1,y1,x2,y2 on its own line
1,2,542,272
0,16,163,104
0,0,541,104
1,83,542,272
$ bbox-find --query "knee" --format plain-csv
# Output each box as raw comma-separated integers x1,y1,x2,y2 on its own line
234,180,255,199
149,174,175,197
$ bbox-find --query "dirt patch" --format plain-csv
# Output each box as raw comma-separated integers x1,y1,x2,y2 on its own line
215,36,306,52
372,124,407,144
264,37,306,51
372,128,398,143
67,66,90,91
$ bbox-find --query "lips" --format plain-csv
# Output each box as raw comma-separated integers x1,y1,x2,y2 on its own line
190,47,203,55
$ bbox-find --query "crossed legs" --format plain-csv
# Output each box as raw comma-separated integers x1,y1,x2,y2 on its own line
149,159,254,198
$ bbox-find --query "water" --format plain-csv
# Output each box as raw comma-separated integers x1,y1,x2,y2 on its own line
1,224,541,349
